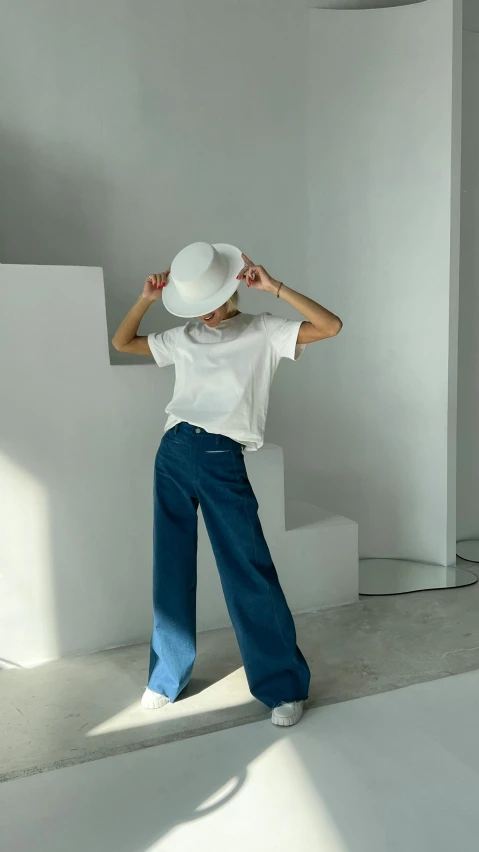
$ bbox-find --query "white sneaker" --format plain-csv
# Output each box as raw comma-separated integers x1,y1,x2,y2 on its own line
141,687,169,710
271,700,305,727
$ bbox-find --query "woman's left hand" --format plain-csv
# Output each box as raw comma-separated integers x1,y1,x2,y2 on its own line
237,254,281,295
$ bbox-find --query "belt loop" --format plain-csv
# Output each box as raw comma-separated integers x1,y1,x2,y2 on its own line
216,434,220,446
174,424,179,435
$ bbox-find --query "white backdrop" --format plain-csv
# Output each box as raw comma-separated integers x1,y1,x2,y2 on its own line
0,0,308,363
0,0,467,569
0,1,467,664
303,0,462,564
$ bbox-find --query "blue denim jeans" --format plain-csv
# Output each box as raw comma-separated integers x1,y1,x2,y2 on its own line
148,422,311,708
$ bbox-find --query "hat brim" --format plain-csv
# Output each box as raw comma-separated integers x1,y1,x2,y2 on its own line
162,244,244,318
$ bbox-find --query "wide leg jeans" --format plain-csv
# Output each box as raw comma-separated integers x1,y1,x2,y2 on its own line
148,423,311,708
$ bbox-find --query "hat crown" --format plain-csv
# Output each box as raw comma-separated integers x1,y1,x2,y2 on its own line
171,242,228,303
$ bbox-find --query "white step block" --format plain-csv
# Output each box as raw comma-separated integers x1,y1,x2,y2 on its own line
246,443,286,537
280,500,359,611
196,451,358,631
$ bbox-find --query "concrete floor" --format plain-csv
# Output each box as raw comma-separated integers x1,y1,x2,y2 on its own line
2,670,479,852
2,559,479,782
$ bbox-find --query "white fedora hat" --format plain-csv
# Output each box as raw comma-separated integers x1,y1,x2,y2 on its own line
162,242,243,318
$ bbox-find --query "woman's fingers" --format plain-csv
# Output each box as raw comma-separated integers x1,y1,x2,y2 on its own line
237,263,258,287
238,257,257,283
241,253,256,286
150,271,168,290
146,273,167,293
239,257,266,288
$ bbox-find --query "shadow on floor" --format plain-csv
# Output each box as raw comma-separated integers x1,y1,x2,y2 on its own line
3,672,479,852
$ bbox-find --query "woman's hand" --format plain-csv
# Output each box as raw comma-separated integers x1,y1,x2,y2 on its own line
142,270,170,302
238,252,342,342
237,254,282,295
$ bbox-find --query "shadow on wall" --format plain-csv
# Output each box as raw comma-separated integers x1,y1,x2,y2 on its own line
0,124,132,359
0,124,177,365
0,124,108,269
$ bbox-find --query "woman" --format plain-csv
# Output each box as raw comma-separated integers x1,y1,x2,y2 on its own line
112,242,342,727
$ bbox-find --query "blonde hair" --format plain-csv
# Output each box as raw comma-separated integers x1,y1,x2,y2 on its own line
225,290,239,318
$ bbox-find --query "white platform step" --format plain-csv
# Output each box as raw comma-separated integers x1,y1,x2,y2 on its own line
285,499,356,531
280,499,358,615
197,448,358,631
0,265,358,666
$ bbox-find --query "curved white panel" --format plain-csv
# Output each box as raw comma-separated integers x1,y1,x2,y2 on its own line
307,0,461,563
457,32,479,541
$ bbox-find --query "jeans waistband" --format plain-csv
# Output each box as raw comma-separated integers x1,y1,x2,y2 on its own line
169,422,244,450
172,423,206,435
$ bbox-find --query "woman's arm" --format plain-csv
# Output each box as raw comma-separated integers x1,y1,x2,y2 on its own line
238,254,342,343
112,271,169,355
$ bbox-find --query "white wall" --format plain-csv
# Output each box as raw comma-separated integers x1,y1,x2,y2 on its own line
0,0,308,365
303,0,462,564
0,1,466,578
457,31,479,541
0,0,316,569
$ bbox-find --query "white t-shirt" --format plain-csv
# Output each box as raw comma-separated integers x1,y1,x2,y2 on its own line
148,312,305,451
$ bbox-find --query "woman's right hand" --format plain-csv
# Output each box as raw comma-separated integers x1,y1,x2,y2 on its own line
142,270,170,302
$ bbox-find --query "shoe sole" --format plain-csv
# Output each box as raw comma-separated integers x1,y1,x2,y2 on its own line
271,712,303,727
141,695,169,710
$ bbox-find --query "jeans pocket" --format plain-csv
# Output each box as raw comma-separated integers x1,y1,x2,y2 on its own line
164,429,183,446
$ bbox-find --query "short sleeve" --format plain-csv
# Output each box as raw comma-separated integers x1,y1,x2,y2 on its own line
261,314,306,361
148,327,182,368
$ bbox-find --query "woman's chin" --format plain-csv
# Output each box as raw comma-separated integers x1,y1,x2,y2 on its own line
201,311,218,326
